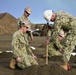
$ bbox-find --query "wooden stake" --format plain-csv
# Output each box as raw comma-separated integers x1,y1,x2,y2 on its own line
46,44,48,65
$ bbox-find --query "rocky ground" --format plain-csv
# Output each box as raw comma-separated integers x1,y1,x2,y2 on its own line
0,36,76,75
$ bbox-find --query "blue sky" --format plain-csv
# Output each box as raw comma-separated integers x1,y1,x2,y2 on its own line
0,0,76,24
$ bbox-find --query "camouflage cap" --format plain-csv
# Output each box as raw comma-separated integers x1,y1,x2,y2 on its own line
19,20,29,28
24,7,32,14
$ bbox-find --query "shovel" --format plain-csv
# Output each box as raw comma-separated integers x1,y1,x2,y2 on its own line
46,44,49,65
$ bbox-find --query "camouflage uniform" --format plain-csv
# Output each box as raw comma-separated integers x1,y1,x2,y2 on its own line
51,11,76,63
17,15,33,41
48,35,62,58
12,30,38,69
46,29,52,40
46,24,62,57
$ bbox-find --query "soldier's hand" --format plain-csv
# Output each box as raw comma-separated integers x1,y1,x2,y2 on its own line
31,36,34,41
45,39,50,44
33,55,37,60
59,48,62,53
16,57,22,63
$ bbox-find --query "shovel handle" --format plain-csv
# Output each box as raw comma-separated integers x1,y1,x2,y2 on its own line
46,44,48,65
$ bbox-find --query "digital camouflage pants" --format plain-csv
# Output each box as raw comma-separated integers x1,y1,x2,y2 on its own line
62,34,76,63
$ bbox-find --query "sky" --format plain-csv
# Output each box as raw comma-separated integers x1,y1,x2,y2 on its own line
0,0,76,24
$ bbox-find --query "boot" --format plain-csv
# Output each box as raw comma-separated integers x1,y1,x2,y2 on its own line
10,58,16,69
60,62,70,71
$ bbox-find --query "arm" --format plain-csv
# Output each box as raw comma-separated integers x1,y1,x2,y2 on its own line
29,31,34,40
27,47,37,59
54,37,63,51
26,46,34,56
12,34,22,58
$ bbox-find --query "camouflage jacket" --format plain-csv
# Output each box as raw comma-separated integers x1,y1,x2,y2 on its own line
50,35,63,50
51,11,76,42
17,15,33,39
12,30,33,58
17,15,31,29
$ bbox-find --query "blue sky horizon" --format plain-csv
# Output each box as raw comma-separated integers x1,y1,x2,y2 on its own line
0,0,76,24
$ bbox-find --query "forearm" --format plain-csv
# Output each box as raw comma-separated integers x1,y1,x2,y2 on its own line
55,38,63,49
29,31,33,39
13,45,22,58
27,47,34,56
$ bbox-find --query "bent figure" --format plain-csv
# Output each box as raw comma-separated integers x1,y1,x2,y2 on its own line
48,29,65,58
43,9,76,70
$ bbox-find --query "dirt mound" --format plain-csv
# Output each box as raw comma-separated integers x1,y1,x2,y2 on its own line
0,51,76,75
15,64,74,75
0,12,17,35
0,12,50,37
